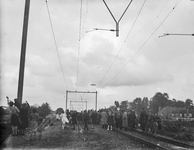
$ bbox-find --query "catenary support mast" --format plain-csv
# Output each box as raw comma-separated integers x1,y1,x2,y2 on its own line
102,0,133,37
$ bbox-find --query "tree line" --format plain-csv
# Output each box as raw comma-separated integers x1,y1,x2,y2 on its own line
29,92,194,118
30,102,52,119
113,92,194,116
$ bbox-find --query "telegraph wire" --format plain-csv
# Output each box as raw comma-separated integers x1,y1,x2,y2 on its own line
45,0,68,89
101,0,182,88
97,0,147,87
76,0,83,91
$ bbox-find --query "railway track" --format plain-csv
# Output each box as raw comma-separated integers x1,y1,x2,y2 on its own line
113,128,194,150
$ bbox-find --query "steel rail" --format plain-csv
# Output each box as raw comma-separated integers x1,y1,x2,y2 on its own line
113,128,168,150
134,129,194,149
113,128,194,150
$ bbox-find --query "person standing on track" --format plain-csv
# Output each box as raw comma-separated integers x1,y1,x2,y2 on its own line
90,110,95,127
118,110,123,130
7,101,20,136
107,111,114,131
139,108,148,132
29,108,39,140
61,111,69,129
130,108,136,130
71,111,77,130
100,109,108,129
83,110,89,131
122,110,128,131
19,101,30,135
114,109,120,129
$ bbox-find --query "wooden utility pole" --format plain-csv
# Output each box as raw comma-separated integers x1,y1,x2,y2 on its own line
17,0,31,104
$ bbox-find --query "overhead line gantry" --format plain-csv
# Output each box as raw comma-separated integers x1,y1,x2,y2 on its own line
66,90,98,111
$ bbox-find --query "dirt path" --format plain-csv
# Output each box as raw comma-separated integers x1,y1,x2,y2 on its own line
3,121,154,150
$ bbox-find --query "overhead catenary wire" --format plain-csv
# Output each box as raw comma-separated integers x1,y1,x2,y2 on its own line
124,0,171,43
98,0,147,87
158,0,170,17
174,0,181,7
82,0,88,36
76,0,83,91
45,0,68,89
127,17,158,41
101,0,182,88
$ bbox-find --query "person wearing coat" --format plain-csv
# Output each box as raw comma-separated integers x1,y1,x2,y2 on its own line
29,108,39,140
122,111,128,131
19,101,30,135
128,109,136,130
107,111,114,131
114,110,119,129
118,110,123,130
139,108,148,132
100,110,108,129
7,101,20,136
83,110,89,131
71,111,77,130
61,112,69,129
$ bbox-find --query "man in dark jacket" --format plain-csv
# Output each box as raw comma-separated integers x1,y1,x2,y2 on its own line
83,110,89,131
128,108,136,130
71,111,77,130
107,111,114,131
131,108,136,130
139,108,148,132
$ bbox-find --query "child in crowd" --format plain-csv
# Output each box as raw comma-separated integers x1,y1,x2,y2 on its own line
29,108,39,140
37,117,45,139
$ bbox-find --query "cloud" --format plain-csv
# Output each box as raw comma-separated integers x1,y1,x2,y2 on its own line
105,55,173,87
26,54,57,77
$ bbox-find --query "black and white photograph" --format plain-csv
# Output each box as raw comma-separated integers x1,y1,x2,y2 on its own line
0,0,194,149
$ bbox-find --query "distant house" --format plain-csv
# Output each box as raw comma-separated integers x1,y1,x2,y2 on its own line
158,106,189,118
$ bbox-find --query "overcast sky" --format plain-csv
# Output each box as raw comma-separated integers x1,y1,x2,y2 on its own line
1,0,194,111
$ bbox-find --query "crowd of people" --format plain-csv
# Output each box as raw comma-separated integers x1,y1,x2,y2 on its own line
6,97,30,136
6,97,50,140
56,107,162,135
6,96,162,141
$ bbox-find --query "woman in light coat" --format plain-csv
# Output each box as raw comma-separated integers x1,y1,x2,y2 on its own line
61,112,69,129
100,110,108,129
